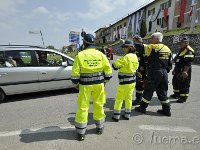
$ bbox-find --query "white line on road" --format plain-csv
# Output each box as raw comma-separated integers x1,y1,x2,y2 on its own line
139,125,196,133
0,126,75,137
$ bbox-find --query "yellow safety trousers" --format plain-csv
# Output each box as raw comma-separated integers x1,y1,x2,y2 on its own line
75,83,106,124
114,83,136,110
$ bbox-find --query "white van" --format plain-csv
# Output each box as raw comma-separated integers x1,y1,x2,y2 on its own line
0,45,75,103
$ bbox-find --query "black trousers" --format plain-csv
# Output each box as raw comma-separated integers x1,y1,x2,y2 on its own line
172,70,191,99
140,69,170,110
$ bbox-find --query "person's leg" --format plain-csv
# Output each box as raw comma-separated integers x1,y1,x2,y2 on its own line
177,71,191,103
124,83,136,119
113,85,125,121
92,83,106,134
133,80,143,105
75,85,91,140
156,70,171,116
170,74,179,98
135,78,154,113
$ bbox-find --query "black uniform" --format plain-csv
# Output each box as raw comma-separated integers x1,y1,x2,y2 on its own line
133,43,147,105
135,44,172,116
172,45,195,102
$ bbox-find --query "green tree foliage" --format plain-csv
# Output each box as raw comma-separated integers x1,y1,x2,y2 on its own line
46,45,55,49
140,19,147,38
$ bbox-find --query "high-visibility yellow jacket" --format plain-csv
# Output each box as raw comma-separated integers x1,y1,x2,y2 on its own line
112,53,139,84
71,46,112,85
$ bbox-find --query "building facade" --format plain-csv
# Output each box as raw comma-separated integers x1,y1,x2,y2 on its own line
95,0,200,44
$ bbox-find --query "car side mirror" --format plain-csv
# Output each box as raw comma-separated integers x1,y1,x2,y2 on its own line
62,61,68,67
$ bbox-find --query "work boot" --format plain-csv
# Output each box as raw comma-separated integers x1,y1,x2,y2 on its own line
135,106,146,114
157,109,171,117
112,116,119,122
176,98,186,103
96,127,104,135
77,133,85,141
122,114,129,120
170,94,179,99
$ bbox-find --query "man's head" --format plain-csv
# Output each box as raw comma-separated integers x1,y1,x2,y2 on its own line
121,39,136,53
133,35,143,43
178,36,189,49
39,53,47,60
150,32,163,44
81,31,95,48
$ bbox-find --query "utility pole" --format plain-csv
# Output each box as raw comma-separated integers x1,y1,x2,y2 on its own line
190,3,197,33
40,30,45,47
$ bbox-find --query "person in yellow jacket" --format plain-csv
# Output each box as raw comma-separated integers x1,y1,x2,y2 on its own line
112,40,139,121
71,31,112,141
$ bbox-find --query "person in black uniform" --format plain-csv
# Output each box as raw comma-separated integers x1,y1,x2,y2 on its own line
170,36,195,103
135,32,172,117
132,35,147,105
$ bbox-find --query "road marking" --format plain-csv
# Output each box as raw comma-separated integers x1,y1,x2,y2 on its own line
0,126,75,137
139,125,196,133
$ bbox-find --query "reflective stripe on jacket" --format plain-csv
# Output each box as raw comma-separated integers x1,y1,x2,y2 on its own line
71,46,112,85
112,53,139,84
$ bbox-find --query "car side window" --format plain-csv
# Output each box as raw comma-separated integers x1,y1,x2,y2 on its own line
66,58,73,66
37,51,64,67
4,50,33,67
0,51,5,67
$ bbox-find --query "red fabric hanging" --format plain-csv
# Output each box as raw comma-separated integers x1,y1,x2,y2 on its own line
164,8,168,22
179,0,186,23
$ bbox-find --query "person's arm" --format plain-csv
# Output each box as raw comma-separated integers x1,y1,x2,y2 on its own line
71,55,80,84
103,57,112,83
181,50,194,78
12,60,17,67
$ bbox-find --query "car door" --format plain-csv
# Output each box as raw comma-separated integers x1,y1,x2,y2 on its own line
0,50,40,95
36,50,74,91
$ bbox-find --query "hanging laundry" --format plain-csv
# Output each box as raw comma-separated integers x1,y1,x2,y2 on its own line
179,0,186,23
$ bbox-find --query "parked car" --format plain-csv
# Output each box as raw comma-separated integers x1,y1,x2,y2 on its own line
0,45,75,103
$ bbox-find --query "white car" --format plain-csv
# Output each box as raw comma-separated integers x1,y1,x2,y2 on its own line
0,45,75,103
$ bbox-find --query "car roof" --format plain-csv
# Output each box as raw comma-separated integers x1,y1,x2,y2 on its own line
0,45,74,61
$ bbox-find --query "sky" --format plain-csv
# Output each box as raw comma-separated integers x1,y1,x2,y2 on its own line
0,0,150,49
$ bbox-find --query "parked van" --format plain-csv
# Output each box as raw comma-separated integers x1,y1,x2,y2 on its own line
0,45,75,102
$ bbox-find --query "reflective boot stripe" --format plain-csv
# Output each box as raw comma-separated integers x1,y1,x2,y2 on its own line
95,118,105,129
113,110,121,120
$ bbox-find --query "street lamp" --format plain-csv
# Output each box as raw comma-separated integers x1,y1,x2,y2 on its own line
29,30,45,47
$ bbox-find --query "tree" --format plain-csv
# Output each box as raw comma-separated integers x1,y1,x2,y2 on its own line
140,19,147,38
46,45,55,50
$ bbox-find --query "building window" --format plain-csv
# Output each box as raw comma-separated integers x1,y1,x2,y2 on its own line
152,8,155,14
161,16,169,28
148,10,151,16
157,18,162,25
168,0,171,8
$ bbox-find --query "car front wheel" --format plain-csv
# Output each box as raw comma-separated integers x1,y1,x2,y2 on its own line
0,89,5,103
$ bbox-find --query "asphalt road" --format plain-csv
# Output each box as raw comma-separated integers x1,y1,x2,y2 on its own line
0,55,200,150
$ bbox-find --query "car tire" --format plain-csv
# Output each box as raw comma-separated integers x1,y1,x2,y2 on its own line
0,89,5,103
